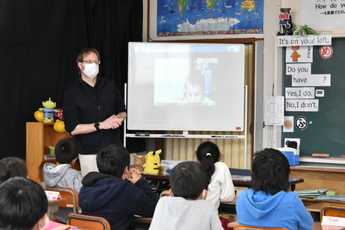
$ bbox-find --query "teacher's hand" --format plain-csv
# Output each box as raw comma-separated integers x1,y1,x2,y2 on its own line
100,114,123,129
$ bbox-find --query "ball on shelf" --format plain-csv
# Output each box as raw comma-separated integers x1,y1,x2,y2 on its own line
34,110,44,122
53,120,66,133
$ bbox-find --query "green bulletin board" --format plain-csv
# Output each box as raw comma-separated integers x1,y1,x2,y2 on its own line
282,37,345,158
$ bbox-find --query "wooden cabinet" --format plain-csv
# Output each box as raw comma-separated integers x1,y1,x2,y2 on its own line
26,122,72,184
290,167,345,195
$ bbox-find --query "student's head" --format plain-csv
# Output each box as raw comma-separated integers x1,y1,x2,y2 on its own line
169,161,208,200
184,71,204,102
55,138,82,164
251,148,290,195
0,157,27,184
195,141,221,182
0,177,49,230
97,144,130,178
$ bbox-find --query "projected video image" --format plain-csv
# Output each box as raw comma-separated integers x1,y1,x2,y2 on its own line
154,58,218,106
127,42,245,131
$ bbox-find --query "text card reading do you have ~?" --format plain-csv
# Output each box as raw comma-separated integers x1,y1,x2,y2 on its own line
286,64,331,87
291,74,331,87
286,64,311,75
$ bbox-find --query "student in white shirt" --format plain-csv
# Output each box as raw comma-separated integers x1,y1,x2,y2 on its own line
196,141,236,229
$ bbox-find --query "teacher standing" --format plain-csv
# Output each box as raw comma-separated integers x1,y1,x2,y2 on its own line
62,48,127,176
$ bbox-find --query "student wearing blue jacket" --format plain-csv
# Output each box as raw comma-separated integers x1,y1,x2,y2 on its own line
79,144,158,230
236,148,313,230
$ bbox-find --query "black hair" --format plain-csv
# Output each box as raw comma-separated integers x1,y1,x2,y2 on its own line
169,161,208,199
55,138,82,164
0,157,27,184
195,141,220,183
97,144,130,178
0,177,48,230
251,148,290,195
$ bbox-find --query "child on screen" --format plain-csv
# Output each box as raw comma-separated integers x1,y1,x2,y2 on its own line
179,69,215,106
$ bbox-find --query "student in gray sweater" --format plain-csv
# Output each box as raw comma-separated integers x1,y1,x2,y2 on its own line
43,138,83,223
149,161,223,230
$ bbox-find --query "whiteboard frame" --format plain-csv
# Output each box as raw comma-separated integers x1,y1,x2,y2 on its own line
126,42,245,132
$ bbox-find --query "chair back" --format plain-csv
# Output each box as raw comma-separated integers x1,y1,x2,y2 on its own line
159,189,170,198
67,213,111,230
234,225,289,230
45,187,79,213
321,203,345,221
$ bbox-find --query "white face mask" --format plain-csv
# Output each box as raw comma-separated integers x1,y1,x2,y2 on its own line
82,63,99,79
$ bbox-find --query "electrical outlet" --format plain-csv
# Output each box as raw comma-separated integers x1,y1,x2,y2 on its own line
284,138,300,150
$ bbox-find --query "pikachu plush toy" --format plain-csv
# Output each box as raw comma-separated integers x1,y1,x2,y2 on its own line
143,149,162,175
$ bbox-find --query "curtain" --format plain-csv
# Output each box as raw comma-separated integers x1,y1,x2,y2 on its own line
0,0,143,159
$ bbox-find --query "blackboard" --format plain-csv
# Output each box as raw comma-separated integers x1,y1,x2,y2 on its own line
282,37,345,158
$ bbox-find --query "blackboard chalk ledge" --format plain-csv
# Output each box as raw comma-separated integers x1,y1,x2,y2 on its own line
300,157,345,164
293,157,345,170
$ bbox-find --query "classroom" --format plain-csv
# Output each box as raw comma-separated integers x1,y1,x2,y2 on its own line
1,0,345,229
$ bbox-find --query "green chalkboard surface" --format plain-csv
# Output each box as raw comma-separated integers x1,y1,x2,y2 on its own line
282,37,345,158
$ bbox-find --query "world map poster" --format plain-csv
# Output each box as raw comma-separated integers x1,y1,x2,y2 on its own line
155,0,264,37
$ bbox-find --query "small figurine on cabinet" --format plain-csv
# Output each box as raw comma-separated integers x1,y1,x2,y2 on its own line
143,149,162,175
55,108,64,121
39,98,58,123
278,8,293,35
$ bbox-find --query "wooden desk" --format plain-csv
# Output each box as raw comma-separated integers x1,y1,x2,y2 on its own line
305,202,327,222
48,198,67,220
131,216,152,229
304,200,345,222
313,222,345,230
290,167,345,195
231,175,304,191
142,174,304,191
219,197,237,215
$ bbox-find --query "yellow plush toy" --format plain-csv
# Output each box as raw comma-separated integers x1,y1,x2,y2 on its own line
143,149,162,175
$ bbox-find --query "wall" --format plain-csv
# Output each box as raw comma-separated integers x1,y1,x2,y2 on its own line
262,2,282,149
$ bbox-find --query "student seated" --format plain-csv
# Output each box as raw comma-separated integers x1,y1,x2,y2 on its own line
196,141,235,208
149,161,223,230
79,144,158,230
0,177,70,230
236,148,313,230
43,138,83,223
0,157,27,184
196,141,235,230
